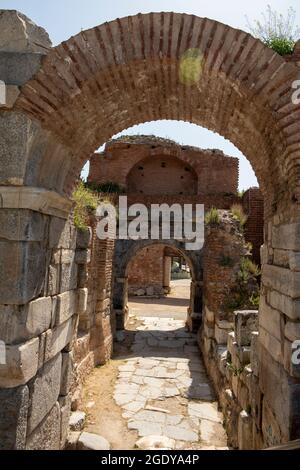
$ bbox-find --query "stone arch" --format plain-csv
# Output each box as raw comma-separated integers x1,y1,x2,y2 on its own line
113,238,203,330
12,12,300,203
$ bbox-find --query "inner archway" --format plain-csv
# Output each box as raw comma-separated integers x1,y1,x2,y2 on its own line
113,239,203,331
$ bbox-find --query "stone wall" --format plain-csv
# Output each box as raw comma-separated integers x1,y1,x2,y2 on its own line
200,209,300,449
200,211,262,449
0,213,89,449
0,208,115,449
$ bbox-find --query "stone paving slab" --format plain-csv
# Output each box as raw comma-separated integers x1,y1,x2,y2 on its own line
113,316,227,449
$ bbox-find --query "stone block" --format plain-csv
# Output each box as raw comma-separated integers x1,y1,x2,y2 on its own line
59,395,71,449
0,10,52,53
0,337,39,388
285,321,300,342
238,410,253,450
273,249,290,268
54,290,77,326
77,265,88,288
0,209,47,241
27,353,62,434
60,352,74,396
75,249,91,265
26,402,61,450
0,51,44,86
78,288,88,314
261,398,282,448
289,252,300,272
51,249,74,265
263,264,300,299
0,296,52,344
234,310,258,347
259,344,300,441
0,240,46,304
215,320,233,345
268,289,300,321
47,264,60,296
259,326,282,364
44,317,76,364
76,227,92,249
49,217,77,250
259,296,282,341
0,385,29,449
60,262,78,293
272,223,300,251
77,432,110,450
0,84,20,109
146,286,154,296
69,411,86,431
0,111,39,186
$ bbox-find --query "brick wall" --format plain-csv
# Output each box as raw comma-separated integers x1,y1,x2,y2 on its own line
88,136,239,197
127,245,165,295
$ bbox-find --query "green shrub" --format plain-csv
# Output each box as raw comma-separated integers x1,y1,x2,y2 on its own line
72,181,99,230
249,293,260,308
265,37,295,55
240,257,261,278
231,204,248,227
224,257,261,312
205,207,220,225
246,6,299,56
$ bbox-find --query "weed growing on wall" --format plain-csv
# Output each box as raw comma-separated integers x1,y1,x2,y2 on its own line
246,5,300,55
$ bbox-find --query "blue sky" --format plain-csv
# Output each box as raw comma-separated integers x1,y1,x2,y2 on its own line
1,0,299,189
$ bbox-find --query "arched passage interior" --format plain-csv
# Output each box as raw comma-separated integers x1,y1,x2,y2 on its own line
113,239,203,331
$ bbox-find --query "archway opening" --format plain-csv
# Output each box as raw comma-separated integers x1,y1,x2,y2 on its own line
126,244,194,327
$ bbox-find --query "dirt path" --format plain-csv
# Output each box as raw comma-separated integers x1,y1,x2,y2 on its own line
81,282,228,450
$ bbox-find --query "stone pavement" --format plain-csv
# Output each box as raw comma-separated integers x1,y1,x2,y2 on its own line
114,316,228,450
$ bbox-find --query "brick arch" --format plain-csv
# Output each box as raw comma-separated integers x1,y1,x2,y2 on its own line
113,238,203,330
126,153,198,195
15,13,300,202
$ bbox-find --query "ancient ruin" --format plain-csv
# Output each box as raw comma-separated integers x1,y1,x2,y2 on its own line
0,9,300,450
